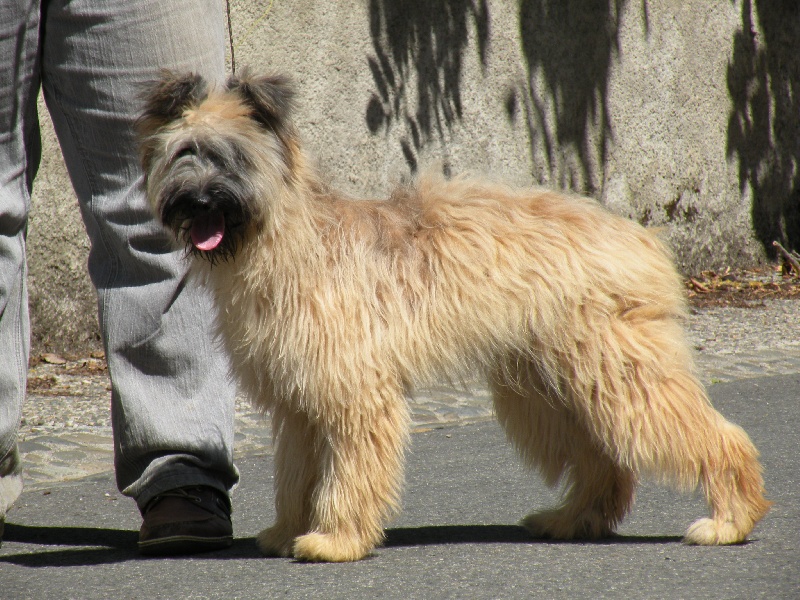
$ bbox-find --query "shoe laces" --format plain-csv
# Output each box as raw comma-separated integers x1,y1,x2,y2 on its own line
143,486,231,519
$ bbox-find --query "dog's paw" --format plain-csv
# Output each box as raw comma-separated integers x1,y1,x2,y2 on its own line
520,511,559,538
521,509,614,540
292,532,370,563
684,518,745,545
256,526,296,557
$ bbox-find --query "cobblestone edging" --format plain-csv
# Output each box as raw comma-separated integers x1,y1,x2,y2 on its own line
16,299,800,489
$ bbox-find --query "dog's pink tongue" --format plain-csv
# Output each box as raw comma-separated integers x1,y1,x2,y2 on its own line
191,212,225,251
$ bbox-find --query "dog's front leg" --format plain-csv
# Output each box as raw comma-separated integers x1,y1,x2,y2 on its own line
291,384,410,562
257,406,320,557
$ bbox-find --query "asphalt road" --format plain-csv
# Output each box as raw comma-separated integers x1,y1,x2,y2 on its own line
2,375,798,599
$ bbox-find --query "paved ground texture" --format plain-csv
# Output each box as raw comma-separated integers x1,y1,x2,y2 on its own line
1,375,798,599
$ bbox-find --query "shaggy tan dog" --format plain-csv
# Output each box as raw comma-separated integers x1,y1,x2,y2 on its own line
137,69,769,562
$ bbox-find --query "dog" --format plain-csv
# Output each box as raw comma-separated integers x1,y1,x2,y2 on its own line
137,69,770,562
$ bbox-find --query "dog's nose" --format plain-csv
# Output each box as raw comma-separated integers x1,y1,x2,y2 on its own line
193,192,214,208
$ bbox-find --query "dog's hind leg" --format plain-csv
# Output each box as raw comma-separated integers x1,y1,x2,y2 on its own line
291,381,410,562
562,316,770,545
257,406,320,557
685,416,771,545
620,369,770,545
491,363,637,540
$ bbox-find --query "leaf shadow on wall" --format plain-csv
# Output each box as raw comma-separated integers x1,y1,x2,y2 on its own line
512,0,628,197
727,0,800,256
365,0,489,173
365,0,628,199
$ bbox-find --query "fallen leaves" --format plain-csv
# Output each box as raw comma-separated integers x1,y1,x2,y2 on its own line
40,353,67,365
686,264,800,308
30,353,107,375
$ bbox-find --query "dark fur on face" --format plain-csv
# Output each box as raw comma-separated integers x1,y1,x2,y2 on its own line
156,139,259,263
137,71,210,173
137,69,296,263
227,71,295,139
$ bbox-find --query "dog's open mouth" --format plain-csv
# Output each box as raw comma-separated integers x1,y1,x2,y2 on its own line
191,211,226,251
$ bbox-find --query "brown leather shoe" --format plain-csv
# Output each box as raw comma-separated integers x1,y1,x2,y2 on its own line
138,486,233,556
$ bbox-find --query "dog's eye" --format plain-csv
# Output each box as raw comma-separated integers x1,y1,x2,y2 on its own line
175,146,197,160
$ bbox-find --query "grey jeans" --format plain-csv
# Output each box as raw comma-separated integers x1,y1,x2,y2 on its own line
0,0,239,514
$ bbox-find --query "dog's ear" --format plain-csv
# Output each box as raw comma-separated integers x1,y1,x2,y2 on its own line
227,68,295,134
137,71,208,173
138,71,208,135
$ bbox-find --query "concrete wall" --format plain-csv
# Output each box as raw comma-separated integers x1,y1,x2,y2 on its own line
27,0,800,354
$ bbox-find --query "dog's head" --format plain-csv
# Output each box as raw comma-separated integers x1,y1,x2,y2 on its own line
137,68,296,262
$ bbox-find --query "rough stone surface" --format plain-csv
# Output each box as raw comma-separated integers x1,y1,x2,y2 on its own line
26,1,800,354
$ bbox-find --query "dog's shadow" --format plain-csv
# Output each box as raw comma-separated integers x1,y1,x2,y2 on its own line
384,525,682,547
0,522,683,567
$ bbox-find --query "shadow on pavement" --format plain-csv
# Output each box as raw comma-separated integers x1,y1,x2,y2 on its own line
3,523,137,548
1,522,688,567
384,524,683,547
0,523,260,566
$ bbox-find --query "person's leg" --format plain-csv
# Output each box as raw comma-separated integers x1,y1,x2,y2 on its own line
0,0,41,542
40,0,238,521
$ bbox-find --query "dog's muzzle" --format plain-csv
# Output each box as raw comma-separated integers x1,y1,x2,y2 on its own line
158,179,255,262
